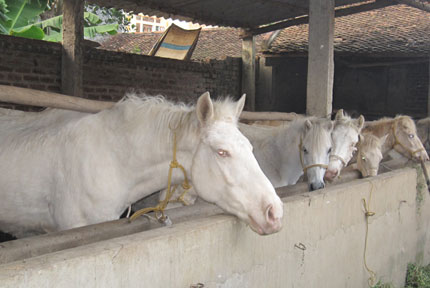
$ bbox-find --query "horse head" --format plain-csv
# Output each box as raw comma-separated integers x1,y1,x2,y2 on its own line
300,118,333,191
356,133,387,177
191,93,283,235
390,116,429,162
325,109,364,181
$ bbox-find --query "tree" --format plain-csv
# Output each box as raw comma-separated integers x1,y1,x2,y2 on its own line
0,0,123,41
0,0,49,39
85,4,131,33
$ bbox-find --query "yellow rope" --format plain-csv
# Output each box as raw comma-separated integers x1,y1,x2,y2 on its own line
362,180,376,287
129,130,191,222
298,137,328,174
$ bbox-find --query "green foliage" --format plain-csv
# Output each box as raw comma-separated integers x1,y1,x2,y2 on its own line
405,263,430,288
132,46,142,54
0,1,121,41
85,4,130,32
0,0,49,38
0,0,8,15
371,281,394,288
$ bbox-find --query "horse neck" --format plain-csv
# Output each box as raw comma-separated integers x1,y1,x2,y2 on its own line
274,121,304,184
99,104,200,203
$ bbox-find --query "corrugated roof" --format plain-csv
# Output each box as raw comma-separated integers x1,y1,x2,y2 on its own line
100,5,430,60
87,0,378,29
265,4,430,57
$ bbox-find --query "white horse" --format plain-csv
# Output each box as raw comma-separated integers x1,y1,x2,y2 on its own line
325,109,365,181
0,92,283,238
133,117,333,212
239,118,333,191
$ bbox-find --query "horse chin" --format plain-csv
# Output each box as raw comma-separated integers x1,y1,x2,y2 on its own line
247,215,265,235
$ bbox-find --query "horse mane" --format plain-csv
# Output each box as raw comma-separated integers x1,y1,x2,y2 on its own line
334,112,362,132
363,115,415,136
110,92,241,146
417,117,430,126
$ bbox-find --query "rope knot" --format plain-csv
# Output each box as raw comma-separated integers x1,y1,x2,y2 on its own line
182,182,191,190
365,211,375,217
170,160,179,168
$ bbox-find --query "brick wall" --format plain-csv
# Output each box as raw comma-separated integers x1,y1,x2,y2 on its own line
84,48,241,103
0,35,62,110
0,35,241,110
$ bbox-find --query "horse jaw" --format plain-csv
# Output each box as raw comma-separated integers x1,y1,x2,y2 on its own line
191,121,283,235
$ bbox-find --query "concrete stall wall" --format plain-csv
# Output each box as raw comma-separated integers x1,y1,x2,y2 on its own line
0,35,241,107
258,56,429,119
1,166,429,288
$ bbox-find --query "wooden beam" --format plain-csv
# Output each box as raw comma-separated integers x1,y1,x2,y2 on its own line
240,111,303,121
345,58,428,68
61,0,84,97
395,0,430,12
242,35,256,111
306,0,335,118
0,85,114,113
241,0,395,37
0,85,304,121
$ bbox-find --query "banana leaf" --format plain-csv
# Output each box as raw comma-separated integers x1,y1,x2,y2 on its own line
10,24,44,39
0,0,48,36
44,23,118,42
20,12,101,32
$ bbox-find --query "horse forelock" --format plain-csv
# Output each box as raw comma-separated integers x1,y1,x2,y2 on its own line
302,118,332,152
334,113,362,133
395,115,417,132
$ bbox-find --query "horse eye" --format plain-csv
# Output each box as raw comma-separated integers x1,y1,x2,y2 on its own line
217,149,229,157
303,147,308,154
409,134,414,139
328,147,332,154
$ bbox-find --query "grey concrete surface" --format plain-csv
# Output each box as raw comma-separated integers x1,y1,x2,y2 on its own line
0,163,429,287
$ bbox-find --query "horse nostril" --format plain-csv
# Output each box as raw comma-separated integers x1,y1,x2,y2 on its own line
266,204,276,224
310,182,325,191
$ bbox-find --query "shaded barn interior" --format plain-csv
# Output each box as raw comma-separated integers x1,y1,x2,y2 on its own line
258,4,430,119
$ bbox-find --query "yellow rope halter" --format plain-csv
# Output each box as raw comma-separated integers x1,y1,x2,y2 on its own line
129,130,191,223
362,180,376,287
329,153,348,168
391,119,424,158
299,137,328,174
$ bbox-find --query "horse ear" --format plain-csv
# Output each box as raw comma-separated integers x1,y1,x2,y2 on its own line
357,115,365,130
196,92,214,125
335,109,344,121
380,134,389,146
326,120,334,132
305,119,313,131
235,94,246,119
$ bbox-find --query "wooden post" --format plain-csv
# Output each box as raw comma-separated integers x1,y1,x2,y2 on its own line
61,0,84,97
256,57,273,110
306,0,335,118
428,55,430,116
242,35,256,111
